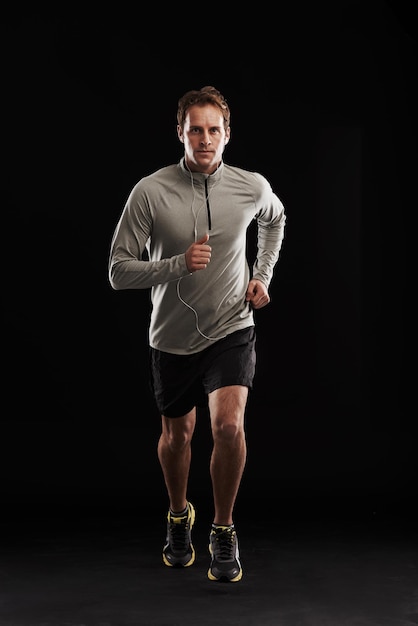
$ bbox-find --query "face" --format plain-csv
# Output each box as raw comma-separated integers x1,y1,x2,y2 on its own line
177,104,230,174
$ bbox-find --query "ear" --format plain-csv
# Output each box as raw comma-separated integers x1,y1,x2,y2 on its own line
224,128,231,144
177,125,184,143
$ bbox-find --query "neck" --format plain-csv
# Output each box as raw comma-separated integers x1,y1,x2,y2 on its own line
184,157,222,175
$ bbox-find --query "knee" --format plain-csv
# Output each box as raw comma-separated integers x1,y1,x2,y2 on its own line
212,420,243,444
164,427,193,453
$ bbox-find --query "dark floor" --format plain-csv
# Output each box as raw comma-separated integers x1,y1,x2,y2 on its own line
1,497,417,626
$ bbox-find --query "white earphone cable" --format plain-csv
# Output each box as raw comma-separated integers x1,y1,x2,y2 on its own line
177,162,226,341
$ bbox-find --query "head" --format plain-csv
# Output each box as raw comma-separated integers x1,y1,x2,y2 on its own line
177,86,231,174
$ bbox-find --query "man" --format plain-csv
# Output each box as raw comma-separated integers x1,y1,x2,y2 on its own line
108,86,286,582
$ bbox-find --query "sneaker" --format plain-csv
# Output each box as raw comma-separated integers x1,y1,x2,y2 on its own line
162,502,196,567
207,525,243,582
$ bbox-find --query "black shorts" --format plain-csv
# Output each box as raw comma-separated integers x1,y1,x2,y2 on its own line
149,326,256,418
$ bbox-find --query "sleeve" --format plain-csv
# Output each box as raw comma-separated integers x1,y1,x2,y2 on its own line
108,184,190,290
252,176,286,287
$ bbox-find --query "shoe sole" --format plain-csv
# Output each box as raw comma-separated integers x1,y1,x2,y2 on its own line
163,546,195,568
207,568,243,582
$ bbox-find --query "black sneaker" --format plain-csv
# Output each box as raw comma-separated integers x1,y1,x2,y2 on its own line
207,525,243,582
162,502,196,567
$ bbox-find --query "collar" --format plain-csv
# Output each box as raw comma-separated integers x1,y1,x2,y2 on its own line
179,157,224,186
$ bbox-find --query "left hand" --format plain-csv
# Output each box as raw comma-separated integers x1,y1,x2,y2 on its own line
245,279,271,309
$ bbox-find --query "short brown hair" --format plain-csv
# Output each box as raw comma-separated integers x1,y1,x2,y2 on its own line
177,86,230,131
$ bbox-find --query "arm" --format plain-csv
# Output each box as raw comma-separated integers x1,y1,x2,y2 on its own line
252,196,286,288
108,201,212,291
108,185,189,290
249,176,286,305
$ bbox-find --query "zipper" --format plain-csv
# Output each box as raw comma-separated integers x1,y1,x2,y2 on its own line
205,178,212,231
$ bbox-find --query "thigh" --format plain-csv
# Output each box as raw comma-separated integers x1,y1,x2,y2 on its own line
208,385,248,427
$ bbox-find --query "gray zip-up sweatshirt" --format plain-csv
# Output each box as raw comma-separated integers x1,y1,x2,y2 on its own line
108,159,286,354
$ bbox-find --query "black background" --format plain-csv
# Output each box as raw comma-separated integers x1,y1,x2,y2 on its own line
2,2,416,520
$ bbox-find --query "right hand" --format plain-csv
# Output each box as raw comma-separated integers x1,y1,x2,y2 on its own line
185,234,211,272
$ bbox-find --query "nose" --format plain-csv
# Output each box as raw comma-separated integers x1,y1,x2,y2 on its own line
200,133,211,146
